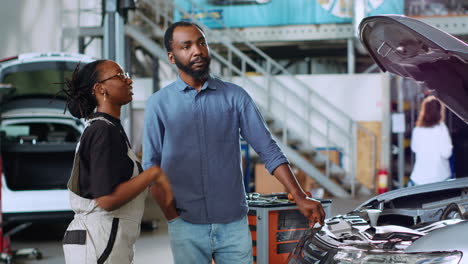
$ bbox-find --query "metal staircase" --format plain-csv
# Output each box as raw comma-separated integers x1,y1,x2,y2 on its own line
126,0,377,198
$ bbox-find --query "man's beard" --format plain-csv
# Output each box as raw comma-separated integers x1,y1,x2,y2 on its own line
174,55,211,80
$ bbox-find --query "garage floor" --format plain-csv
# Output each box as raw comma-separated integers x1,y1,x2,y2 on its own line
9,195,371,264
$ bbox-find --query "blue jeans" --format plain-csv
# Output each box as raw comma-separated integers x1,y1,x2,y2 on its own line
167,215,253,264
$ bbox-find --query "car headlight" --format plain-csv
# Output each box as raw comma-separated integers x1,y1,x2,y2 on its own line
333,249,462,264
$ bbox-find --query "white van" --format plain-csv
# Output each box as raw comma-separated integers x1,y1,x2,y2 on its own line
0,52,94,225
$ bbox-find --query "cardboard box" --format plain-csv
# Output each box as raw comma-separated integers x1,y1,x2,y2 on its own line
254,164,308,194
254,164,285,194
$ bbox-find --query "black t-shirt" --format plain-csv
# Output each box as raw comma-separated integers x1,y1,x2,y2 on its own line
78,112,142,199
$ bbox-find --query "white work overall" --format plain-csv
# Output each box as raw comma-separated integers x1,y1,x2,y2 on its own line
63,117,147,264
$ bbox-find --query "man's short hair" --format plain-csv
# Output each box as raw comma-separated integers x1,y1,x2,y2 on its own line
164,21,205,52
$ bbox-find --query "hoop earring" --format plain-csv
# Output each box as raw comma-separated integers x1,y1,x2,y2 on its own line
103,93,107,101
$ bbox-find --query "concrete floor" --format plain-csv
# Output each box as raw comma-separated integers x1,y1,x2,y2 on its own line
8,195,371,264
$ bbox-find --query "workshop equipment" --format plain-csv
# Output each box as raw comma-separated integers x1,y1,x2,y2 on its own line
246,193,332,264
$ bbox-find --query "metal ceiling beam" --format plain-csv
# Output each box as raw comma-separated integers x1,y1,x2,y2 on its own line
209,16,468,44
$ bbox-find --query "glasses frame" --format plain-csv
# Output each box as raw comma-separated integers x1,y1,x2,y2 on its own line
98,72,131,83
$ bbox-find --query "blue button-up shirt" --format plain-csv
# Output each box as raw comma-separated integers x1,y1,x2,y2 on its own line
143,75,288,224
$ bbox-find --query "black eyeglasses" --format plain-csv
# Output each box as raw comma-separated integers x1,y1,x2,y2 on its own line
98,72,131,83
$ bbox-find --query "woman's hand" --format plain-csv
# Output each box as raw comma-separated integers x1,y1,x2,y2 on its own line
146,166,163,183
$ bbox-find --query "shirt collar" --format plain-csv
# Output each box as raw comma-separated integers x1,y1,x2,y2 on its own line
175,75,217,92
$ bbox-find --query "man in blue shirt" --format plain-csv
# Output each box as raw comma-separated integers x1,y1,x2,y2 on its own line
143,21,325,264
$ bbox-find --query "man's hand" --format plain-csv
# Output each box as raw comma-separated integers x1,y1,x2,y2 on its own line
294,194,325,227
271,164,326,227
149,172,179,221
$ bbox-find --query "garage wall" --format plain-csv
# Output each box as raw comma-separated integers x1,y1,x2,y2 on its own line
296,73,383,122
228,73,383,123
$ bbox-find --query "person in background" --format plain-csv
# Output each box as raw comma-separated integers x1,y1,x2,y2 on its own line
408,95,453,186
61,60,173,264
143,21,325,264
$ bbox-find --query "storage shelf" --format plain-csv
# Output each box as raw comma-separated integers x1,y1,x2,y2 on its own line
214,24,354,43
212,16,468,44
420,16,468,36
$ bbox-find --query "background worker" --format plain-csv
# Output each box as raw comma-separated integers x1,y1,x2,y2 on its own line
143,21,325,264
61,60,173,264
408,95,453,186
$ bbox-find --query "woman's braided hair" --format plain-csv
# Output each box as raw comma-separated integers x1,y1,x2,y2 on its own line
61,60,106,119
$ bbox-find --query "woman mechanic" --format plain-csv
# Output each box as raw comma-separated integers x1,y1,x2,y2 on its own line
61,59,173,263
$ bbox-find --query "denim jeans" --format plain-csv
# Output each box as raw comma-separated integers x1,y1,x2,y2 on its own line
167,215,253,264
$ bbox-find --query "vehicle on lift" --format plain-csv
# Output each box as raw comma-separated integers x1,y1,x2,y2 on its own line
288,15,468,264
0,53,94,226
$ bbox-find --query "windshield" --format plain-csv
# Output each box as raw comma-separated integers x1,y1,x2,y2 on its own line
0,61,79,97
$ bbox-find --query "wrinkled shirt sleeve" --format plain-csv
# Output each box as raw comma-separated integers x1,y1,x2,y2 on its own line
239,95,288,174
142,95,164,170
439,123,453,159
410,128,419,153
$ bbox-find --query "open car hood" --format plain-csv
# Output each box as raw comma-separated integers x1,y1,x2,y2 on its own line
359,15,468,123
288,178,468,263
